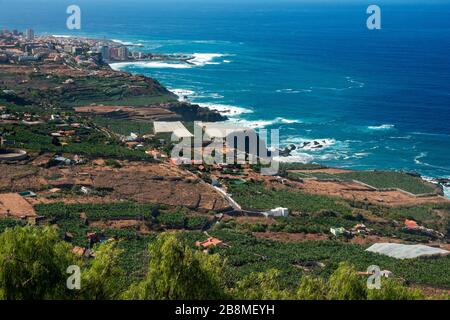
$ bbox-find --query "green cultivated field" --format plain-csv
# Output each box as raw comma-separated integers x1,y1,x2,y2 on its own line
2,123,150,160
227,181,352,215
35,202,160,220
33,202,212,246
93,117,154,135
199,229,450,289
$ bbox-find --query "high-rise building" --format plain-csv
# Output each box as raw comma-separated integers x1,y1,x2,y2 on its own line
25,28,34,41
109,47,119,60
118,46,128,60
100,46,110,61
132,51,143,59
64,45,73,53
71,47,83,55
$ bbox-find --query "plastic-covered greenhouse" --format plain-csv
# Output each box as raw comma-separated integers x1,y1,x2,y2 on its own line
366,243,449,259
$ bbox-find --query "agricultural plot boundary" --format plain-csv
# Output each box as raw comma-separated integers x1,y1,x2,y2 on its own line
287,171,444,198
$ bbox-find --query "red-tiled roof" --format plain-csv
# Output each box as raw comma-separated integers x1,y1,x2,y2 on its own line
196,237,223,248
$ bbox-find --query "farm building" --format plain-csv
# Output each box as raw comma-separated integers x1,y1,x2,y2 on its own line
262,207,289,218
196,237,224,249
330,227,348,237
404,219,419,229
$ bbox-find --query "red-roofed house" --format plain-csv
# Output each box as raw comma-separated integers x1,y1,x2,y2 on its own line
196,237,224,250
405,219,419,229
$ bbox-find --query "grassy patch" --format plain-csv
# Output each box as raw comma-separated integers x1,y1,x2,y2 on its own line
93,117,154,136
2,123,150,160
227,181,352,215
34,202,160,221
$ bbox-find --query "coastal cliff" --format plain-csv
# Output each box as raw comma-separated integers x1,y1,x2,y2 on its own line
0,60,226,123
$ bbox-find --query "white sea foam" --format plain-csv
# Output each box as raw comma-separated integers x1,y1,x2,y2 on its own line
199,93,224,99
296,138,336,151
196,102,253,117
411,131,450,138
308,77,365,92
169,88,196,101
277,118,301,124
367,124,395,131
353,152,370,158
444,186,450,199
273,153,315,163
51,34,72,38
167,87,252,117
227,117,302,128
276,88,312,94
112,39,143,46
414,152,428,165
109,53,225,70
189,53,225,66
345,76,365,89
171,88,224,100
170,88,196,96
109,61,192,70
423,176,450,199
389,135,412,139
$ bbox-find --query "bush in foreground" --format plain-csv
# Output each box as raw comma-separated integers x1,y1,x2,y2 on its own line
123,232,227,300
0,226,428,300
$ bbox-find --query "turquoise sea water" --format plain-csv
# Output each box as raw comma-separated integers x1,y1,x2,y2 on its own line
1,1,450,188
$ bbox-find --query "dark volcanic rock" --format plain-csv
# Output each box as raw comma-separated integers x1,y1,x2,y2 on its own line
168,102,228,122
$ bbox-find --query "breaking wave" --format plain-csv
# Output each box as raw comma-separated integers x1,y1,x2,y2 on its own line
367,124,395,131
109,53,226,70
196,102,253,117
111,39,143,46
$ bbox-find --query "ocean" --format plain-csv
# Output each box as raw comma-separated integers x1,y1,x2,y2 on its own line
2,0,450,191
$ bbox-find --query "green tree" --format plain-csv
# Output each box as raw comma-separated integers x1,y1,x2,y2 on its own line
367,278,424,300
326,262,367,300
296,275,328,300
80,242,125,300
123,232,226,300
0,226,76,300
295,262,425,301
231,269,294,300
